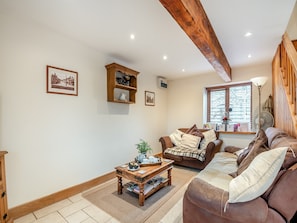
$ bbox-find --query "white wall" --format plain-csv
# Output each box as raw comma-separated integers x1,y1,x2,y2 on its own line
287,1,297,40
166,64,272,148
0,13,168,208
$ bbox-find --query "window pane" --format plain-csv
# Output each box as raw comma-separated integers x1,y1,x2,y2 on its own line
207,83,252,130
229,85,251,124
210,90,225,123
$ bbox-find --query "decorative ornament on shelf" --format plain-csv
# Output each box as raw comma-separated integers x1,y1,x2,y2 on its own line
119,93,127,101
222,110,231,124
222,109,232,131
222,116,230,124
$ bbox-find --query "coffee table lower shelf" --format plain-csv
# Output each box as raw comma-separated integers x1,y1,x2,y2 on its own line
128,178,169,198
115,159,174,206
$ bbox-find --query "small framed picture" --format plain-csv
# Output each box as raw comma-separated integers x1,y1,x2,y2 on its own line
145,91,155,106
46,65,78,96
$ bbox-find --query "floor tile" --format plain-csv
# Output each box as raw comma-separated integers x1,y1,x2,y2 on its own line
59,199,91,217
35,212,67,223
65,210,90,223
68,193,83,203
105,218,121,223
83,205,112,222
33,199,72,219
14,213,36,223
81,218,98,223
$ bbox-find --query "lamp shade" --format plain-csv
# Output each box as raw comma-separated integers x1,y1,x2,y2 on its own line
250,76,268,87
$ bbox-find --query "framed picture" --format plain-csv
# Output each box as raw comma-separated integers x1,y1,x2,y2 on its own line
46,65,78,96
145,91,155,106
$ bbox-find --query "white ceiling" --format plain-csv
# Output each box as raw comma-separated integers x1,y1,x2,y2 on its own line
0,0,296,80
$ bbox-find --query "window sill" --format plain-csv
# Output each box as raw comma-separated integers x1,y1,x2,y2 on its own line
217,131,256,135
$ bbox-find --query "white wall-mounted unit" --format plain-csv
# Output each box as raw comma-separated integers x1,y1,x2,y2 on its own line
158,77,168,89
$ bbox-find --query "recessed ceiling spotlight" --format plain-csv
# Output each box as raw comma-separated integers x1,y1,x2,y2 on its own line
163,55,168,60
248,54,252,58
244,32,253,37
130,34,135,40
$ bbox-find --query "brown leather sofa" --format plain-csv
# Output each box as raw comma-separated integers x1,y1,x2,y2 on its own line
159,127,222,169
183,127,297,223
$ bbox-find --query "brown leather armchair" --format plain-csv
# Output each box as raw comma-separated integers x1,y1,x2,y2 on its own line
159,128,222,169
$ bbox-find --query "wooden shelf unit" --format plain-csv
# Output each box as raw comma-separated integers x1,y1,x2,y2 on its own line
0,151,11,223
105,63,139,104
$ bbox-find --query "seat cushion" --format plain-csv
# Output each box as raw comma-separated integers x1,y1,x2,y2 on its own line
164,146,206,161
196,152,238,191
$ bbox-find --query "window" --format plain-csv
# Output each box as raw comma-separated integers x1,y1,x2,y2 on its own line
206,82,252,127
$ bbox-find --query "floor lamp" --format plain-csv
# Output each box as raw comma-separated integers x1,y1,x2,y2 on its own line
250,76,268,131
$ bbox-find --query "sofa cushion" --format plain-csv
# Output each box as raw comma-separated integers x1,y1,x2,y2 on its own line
164,146,206,161
267,163,297,221
237,129,267,165
270,135,296,150
200,129,217,150
282,147,297,169
196,152,238,191
169,129,183,147
180,133,201,149
237,140,269,175
265,127,288,148
261,169,286,201
185,124,204,138
231,130,269,177
228,147,287,204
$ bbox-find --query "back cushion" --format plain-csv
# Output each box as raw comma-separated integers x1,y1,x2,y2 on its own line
237,129,267,165
200,129,217,150
169,129,183,147
265,127,288,148
185,124,204,138
235,130,268,176
282,147,297,169
267,164,297,221
180,133,201,149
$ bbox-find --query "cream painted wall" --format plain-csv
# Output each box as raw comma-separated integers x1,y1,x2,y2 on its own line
0,13,168,207
287,1,297,40
166,64,272,148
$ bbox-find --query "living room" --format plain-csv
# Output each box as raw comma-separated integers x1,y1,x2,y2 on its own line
0,0,297,222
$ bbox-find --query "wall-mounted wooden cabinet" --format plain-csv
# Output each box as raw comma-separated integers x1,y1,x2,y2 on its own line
105,63,139,104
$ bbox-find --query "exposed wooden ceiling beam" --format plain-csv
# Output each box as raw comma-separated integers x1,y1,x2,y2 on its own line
159,0,232,82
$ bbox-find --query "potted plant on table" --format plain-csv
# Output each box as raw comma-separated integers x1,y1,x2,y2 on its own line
135,139,152,163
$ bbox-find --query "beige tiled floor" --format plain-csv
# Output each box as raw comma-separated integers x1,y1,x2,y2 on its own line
14,191,183,223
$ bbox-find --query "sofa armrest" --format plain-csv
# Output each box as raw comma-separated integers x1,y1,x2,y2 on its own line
203,139,223,165
159,136,173,153
224,146,243,153
184,178,268,222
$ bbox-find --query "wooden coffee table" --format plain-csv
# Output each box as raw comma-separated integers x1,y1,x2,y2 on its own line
115,158,174,206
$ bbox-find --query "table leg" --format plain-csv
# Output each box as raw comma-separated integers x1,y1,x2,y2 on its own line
117,176,123,195
139,183,145,206
167,168,172,186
